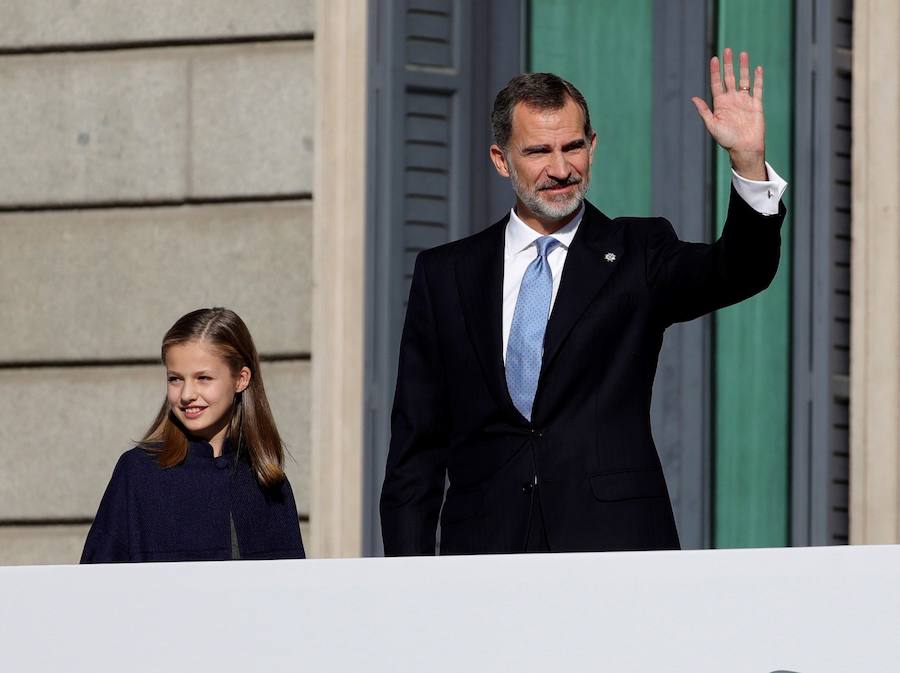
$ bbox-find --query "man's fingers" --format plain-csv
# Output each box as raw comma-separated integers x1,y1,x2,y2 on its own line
691,96,715,128
739,51,751,91
723,47,736,91
753,65,764,102
709,56,723,97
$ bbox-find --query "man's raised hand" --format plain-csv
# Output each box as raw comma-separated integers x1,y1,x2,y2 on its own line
691,48,767,181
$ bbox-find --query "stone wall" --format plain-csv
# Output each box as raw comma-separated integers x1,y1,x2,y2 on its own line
0,1,314,564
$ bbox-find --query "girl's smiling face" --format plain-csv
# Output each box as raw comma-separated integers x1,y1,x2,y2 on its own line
164,340,250,453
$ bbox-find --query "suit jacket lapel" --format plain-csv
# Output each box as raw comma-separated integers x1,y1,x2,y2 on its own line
454,216,519,417
541,202,624,377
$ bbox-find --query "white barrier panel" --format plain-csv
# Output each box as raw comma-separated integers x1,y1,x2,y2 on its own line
1,545,897,673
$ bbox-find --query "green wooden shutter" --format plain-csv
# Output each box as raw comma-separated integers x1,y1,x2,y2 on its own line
530,0,716,548
528,0,654,218
713,0,794,548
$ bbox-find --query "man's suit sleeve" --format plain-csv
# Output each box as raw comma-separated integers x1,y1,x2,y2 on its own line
646,185,786,326
380,252,450,556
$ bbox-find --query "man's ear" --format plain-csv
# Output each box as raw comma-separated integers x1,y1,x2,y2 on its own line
489,144,511,178
235,366,251,393
588,132,597,165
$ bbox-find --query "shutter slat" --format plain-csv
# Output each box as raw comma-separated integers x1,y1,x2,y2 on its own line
834,18,852,50
407,13,452,42
832,287,850,320
835,0,853,19
833,98,851,128
833,317,850,348
404,223,449,250
406,115,450,143
834,154,850,183
406,92,451,116
405,142,450,170
408,0,451,13
833,207,850,236
407,39,451,67
832,346,849,378
405,196,449,224
834,72,851,100
405,169,450,198
833,234,851,264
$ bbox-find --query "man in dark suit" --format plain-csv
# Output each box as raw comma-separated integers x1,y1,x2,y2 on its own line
381,49,787,555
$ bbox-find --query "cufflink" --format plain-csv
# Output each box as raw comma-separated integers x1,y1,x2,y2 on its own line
604,252,616,263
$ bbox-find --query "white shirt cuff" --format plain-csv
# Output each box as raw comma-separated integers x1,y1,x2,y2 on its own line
731,161,788,216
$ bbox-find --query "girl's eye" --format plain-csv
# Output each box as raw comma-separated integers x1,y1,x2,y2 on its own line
167,376,179,383
199,376,212,381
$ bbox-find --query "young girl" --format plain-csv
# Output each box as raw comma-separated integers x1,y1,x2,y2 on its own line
81,308,305,562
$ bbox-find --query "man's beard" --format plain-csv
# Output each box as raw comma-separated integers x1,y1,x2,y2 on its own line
508,160,590,222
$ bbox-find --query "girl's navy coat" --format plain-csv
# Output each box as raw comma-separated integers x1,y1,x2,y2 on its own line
82,440,305,563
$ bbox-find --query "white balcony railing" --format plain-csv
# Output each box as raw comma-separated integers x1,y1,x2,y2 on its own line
1,545,898,672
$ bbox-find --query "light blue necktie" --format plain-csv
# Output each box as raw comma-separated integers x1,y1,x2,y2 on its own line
506,236,560,421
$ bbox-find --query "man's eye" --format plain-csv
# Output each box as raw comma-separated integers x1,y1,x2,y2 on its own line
167,376,179,383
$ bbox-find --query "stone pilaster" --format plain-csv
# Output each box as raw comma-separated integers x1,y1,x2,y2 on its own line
310,0,368,557
850,0,900,544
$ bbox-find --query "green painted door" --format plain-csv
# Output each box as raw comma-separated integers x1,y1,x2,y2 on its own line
714,0,793,548
528,0,654,218
528,0,794,549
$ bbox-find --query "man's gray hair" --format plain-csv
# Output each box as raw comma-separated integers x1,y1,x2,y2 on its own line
491,72,593,149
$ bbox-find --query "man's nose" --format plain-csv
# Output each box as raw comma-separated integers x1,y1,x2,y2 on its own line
546,151,571,180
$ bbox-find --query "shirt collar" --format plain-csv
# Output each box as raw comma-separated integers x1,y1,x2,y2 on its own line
505,202,585,257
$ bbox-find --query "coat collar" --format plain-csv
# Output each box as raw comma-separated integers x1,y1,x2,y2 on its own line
454,201,624,423
455,213,513,417
540,201,624,378
187,436,238,467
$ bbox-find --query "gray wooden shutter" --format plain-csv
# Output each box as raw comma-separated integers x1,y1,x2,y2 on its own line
365,0,523,555
791,0,853,546
650,0,713,550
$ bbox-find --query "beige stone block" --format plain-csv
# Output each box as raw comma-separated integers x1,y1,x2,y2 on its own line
0,525,90,566
0,43,312,206
0,1,314,49
190,43,314,197
266,362,312,516
0,51,188,204
0,360,310,520
0,201,311,361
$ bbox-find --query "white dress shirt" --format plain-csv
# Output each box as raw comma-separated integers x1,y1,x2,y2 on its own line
501,162,788,362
